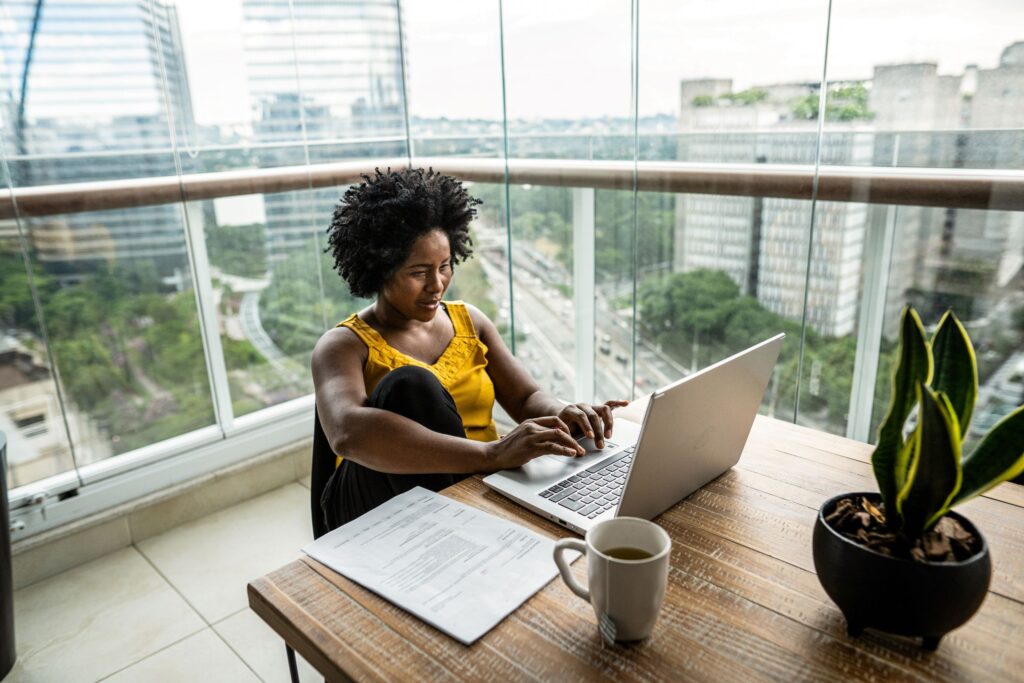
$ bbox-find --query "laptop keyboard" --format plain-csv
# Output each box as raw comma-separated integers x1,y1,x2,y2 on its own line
539,445,634,519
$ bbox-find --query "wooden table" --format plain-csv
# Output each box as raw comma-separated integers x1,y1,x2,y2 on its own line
248,416,1024,682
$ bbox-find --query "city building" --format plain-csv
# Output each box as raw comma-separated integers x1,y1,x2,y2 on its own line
675,79,871,338
0,0,195,275
242,0,407,258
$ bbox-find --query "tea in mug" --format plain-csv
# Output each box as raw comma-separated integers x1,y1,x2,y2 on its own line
603,546,654,561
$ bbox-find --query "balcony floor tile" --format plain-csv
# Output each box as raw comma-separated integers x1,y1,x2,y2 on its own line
9,547,205,683
214,608,321,682
135,482,312,623
102,629,259,683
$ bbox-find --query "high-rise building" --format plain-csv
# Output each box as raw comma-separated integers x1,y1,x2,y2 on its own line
0,0,196,274
241,0,407,258
675,79,871,338
868,47,1024,326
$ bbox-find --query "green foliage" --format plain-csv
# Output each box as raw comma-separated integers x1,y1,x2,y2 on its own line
873,309,932,513
205,222,268,278
1,258,217,455
723,88,769,106
0,252,51,330
261,237,364,358
1012,304,1024,334
51,335,133,407
896,386,962,534
636,268,860,428
791,83,874,122
930,310,977,433
445,245,498,321
691,95,714,107
871,306,1024,538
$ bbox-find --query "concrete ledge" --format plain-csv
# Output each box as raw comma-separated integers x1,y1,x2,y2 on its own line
12,437,312,590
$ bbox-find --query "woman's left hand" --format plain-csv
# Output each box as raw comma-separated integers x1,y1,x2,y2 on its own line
556,400,630,449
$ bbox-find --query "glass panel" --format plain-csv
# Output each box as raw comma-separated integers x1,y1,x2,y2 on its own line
502,184,575,397
808,0,1024,440
0,181,78,490
634,193,811,419
403,1,504,157
598,190,678,400
502,0,633,403
162,0,411,418
0,1,219,488
250,188,369,412
1,205,215,477
0,0,189,187
401,1,511,427
867,206,1024,448
637,0,831,418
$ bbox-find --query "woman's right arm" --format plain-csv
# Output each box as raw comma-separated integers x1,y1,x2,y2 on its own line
312,328,581,474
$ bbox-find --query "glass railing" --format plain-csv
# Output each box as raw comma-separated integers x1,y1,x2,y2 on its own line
3,148,1022,509
2,0,1022,539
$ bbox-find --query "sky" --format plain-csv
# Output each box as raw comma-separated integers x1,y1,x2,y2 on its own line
170,0,1024,125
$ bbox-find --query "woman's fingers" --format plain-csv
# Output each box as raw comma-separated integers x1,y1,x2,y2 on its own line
559,405,590,439
601,400,628,437
530,424,584,455
530,415,572,434
596,404,614,439
535,440,581,457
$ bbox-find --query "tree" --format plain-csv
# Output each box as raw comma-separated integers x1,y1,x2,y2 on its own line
1013,304,1024,335
0,252,52,330
206,222,268,278
791,83,874,122
724,88,769,106
261,238,364,357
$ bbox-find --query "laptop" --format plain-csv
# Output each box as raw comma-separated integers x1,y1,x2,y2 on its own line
483,334,784,534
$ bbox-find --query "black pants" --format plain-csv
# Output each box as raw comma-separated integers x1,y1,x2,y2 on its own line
320,365,469,531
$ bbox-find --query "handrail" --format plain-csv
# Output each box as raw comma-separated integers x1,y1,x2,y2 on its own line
2,156,1023,219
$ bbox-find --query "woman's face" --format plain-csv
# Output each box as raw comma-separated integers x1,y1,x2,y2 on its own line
380,228,453,322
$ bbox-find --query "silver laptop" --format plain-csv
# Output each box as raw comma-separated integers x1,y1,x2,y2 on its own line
483,334,784,534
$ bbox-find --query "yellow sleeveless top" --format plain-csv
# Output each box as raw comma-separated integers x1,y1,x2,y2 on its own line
335,301,499,468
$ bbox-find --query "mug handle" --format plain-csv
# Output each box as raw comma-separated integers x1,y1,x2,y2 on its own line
553,538,589,601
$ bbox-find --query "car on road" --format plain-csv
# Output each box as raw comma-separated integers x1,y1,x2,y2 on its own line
615,352,629,365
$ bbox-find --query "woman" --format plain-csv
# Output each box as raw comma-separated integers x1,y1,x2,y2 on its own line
313,168,627,530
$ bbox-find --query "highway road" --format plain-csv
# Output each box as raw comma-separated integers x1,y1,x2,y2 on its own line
475,228,688,403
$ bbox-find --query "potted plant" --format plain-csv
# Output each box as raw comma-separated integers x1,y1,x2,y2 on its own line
813,307,1024,650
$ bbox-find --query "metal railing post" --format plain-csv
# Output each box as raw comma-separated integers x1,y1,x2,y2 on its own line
847,203,898,442
183,202,235,434
573,187,596,403
847,138,901,443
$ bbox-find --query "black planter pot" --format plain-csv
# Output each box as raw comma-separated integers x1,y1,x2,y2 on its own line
812,491,991,650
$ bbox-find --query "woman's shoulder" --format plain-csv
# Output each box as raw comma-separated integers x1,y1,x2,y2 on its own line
317,309,378,366
313,323,368,365
452,301,498,340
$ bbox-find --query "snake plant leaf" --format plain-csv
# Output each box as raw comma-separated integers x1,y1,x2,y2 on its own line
930,310,978,435
872,307,932,517
951,403,1024,506
896,386,962,536
893,433,915,497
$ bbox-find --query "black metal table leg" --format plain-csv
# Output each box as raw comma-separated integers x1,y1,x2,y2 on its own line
285,644,299,683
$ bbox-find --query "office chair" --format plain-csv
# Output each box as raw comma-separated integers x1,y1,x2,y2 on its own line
310,406,335,540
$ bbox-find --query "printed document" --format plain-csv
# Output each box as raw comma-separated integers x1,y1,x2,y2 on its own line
302,487,562,645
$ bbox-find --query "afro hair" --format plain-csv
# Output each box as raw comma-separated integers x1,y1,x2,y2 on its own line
326,168,480,298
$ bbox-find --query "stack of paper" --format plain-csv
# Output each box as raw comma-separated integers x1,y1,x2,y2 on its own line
303,487,561,645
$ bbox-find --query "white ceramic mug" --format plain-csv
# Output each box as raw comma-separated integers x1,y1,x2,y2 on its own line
552,517,671,642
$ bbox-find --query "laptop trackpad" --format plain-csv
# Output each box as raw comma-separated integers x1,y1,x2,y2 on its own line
501,445,616,486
